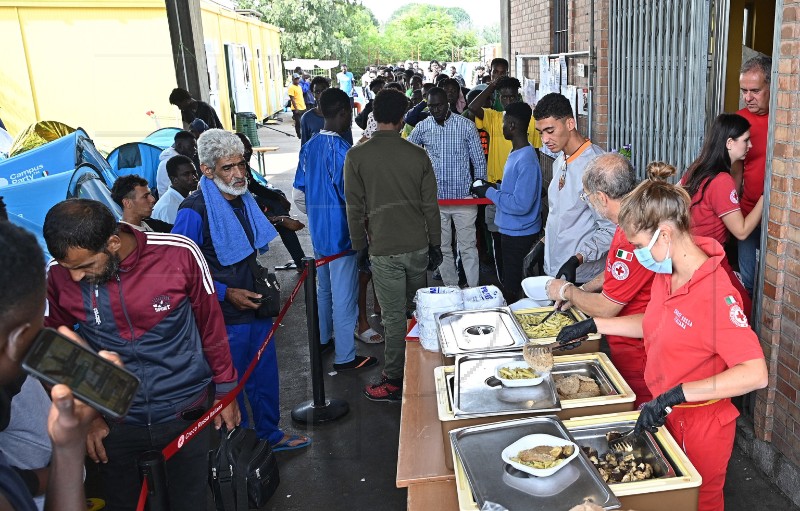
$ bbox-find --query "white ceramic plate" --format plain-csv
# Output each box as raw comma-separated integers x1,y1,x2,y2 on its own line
495,360,545,387
522,276,554,301
501,433,580,477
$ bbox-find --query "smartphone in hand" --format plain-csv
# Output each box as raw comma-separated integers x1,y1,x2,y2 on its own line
22,328,140,418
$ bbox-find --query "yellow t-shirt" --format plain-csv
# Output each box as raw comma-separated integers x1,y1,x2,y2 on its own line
475,108,542,183
288,84,306,111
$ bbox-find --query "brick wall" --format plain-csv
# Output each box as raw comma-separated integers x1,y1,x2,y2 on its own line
754,2,800,467
508,0,610,148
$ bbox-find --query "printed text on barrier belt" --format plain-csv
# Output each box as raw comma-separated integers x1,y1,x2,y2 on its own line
134,250,350,510
438,198,492,206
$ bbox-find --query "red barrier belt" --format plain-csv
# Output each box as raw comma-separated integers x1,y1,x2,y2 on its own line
438,198,492,206
135,250,350,508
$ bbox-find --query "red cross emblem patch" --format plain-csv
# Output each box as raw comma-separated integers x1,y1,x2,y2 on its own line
729,304,748,328
611,261,629,281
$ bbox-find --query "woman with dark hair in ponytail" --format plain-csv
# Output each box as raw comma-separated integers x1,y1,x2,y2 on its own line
678,113,764,317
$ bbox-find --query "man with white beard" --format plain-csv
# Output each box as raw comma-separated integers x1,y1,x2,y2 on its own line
172,129,311,452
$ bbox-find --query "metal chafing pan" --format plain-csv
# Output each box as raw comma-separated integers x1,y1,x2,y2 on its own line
450,415,621,510
568,422,677,480
453,352,561,417
513,306,602,355
436,352,636,469
438,307,529,365
451,412,702,511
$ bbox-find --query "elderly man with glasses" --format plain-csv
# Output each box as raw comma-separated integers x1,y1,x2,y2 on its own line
172,129,311,452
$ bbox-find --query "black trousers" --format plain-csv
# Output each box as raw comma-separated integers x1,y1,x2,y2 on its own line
501,232,541,302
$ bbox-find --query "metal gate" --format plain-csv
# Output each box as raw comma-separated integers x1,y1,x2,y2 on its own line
608,0,727,178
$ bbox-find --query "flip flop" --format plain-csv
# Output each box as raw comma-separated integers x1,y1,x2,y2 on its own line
271,433,312,452
355,327,384,344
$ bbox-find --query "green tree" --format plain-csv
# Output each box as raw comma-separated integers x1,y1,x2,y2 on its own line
383,4,478,63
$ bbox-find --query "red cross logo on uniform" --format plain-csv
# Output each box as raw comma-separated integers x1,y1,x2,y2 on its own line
611,261,629,281
729,305,749,327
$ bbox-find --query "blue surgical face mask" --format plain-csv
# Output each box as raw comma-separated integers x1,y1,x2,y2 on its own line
634,228,673,274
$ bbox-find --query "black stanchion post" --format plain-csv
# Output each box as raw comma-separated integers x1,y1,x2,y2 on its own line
291,257,349,423
137,450,170,511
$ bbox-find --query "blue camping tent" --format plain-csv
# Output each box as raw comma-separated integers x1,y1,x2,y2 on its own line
106,142,164,198
0,128,113,188
142,127,182,150
4,165,121,257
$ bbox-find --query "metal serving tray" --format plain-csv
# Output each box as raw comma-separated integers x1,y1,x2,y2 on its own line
552,361,619,398
438,307,529,357
450,416,621,510
568,420,677,481
453,352,561,417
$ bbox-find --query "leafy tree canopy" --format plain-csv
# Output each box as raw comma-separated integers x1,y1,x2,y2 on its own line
237,0,497,77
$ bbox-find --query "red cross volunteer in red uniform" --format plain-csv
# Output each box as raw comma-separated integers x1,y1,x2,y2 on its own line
557,177,767,511
546,153,654,407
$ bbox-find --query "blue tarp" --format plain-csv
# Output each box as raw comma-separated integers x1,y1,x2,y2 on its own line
142,127,182,150
0,128,113,188
107,142,164,197
4,165,121,258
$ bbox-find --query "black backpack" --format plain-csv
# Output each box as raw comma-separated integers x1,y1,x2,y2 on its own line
209,426,280,510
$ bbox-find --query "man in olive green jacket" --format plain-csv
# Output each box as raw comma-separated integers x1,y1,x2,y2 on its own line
344,89,442,401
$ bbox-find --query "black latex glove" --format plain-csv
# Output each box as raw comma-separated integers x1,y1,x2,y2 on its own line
357,247,370,272
471,183,491,198
555,318,597,345
634,385,686,436
427,244,443,271
523,239,545,278
556,255,581,283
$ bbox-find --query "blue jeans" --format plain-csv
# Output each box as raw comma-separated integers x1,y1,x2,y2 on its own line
738,226,760,295
316,252,358,365
226,318,281,444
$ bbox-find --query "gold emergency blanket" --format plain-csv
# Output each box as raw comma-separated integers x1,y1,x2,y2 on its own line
9,120,76,157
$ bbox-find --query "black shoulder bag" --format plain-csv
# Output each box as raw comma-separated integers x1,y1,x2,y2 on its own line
209,426,280,511
246,252,281,318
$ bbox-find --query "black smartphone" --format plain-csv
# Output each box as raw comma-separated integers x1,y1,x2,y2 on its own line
22,328,140,418
249,296,266,304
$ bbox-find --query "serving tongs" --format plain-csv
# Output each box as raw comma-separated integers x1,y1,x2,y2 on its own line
538,307,570,325
608,407,674,452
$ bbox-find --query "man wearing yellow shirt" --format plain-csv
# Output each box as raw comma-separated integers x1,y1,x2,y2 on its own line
288,73,307,138
467,76,541,282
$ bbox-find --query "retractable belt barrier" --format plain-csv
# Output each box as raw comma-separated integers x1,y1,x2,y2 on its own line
134,250,352,511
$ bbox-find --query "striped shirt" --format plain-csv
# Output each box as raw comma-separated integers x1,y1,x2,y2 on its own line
407,112,487,199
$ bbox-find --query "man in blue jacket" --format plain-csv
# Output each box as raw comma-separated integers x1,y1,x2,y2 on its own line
295,88,377,372
471,101,542,301
172,129,311,453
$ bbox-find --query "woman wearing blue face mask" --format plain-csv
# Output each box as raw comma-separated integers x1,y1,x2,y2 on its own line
557,174,768,511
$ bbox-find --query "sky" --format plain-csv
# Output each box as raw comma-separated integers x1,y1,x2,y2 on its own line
360,0,501,28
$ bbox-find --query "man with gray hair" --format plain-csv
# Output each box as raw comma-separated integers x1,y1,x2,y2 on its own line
732,55,771,296
544,153,655,407
172,129,311,452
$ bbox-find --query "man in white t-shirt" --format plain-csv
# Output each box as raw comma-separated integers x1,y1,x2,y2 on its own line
152,155,199,224
156,130,197,197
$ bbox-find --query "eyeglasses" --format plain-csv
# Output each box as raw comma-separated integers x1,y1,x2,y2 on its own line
219,160,248,173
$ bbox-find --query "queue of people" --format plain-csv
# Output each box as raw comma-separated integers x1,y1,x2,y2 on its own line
0,54,772,511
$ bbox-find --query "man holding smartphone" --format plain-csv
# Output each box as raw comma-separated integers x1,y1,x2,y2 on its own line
42,199,241,511
0,221,106,511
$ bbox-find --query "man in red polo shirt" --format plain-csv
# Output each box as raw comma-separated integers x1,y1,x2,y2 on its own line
732,55,771,295
545,153,654,406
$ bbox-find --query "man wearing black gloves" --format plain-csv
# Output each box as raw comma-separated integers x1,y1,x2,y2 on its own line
529,93,614,283
345,89,441,402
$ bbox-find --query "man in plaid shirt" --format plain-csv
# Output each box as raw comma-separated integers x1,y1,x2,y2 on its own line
408,87,487,287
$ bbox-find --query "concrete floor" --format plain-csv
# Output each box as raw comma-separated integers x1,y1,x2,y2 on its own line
87,114,799,511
